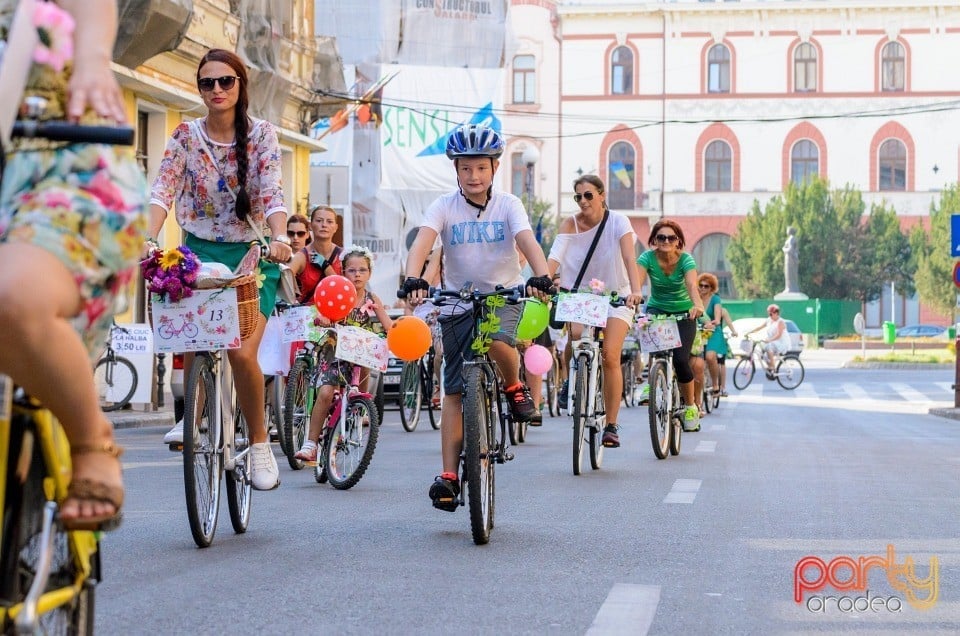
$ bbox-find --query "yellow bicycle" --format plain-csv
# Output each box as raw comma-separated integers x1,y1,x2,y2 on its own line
0,375,101,634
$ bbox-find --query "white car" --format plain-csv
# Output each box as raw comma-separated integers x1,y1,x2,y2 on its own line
727,317,804,356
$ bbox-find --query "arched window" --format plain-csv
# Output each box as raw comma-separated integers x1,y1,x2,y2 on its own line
881,42,905,92
704,140,732,192
878,139,906,191
707,44,730,93
510,151,525,198
512,55,536,104
794,43,817,92
790,140,819,185
611,46,634,95
607,142,636,209
691,234,736,298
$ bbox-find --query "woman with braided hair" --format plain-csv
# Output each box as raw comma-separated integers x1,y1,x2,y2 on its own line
148,48,292,490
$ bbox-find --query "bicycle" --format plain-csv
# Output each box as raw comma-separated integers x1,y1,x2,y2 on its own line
545,340,562,417
0,119,135,633
156,316,199,340
620,338,639,408
283,338,320,472
398,345,438,432
565,294,626,476
314,360,380,490
94,322,138,412
642,315,688,460
732,338,805,390
398,284,521,545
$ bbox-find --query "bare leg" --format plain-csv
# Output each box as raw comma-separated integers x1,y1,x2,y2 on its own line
706,351,721,391
227,314,268,444
306,385,336,444
0,245,121,523
600,318,630,425
489,340,520,387
439,394,463,475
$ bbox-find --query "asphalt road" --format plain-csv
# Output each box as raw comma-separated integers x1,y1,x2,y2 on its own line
97,355,960,634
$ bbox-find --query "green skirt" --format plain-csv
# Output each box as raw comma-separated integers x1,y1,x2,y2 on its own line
185,233,279,318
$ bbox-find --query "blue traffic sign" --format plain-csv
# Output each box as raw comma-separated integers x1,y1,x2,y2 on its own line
953,215,960,257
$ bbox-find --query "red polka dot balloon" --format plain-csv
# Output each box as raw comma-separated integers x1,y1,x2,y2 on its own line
313,275,357,322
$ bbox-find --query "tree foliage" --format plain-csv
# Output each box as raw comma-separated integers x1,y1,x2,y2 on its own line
727,177,915,301
912,184,960,317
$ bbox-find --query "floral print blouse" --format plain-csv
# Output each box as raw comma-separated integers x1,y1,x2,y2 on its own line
150,116,285,242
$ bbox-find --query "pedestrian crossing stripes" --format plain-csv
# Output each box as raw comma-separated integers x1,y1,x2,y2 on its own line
732,380,951,405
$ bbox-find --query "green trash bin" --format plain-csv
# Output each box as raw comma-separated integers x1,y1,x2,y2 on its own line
949,325,956,340
882,321,896,345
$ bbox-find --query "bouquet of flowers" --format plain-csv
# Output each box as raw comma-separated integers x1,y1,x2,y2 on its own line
141,245,201,302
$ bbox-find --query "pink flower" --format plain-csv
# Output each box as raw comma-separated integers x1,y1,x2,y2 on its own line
361,298,377,317
32,3,75,72
588,278,606,294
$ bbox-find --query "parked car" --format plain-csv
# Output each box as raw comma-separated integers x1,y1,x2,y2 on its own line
379,308,407,404
727,317,804,356
895,324,947,338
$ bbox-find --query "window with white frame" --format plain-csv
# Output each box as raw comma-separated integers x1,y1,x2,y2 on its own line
794,43,817,92
610,46,634,95
607,142,636,209
704,140,732,191
707,44,730,93
512,55,536,104
881,41,905,92
790,140,819,185
878,139,906,191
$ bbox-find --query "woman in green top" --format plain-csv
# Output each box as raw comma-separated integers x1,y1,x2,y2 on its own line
636,219,705,431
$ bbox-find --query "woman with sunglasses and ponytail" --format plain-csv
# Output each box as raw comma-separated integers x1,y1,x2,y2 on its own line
148,48,291,490
547,175,643,449
636,220,705,432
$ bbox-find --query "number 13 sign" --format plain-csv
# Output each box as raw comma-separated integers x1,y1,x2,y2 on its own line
151,288,242,353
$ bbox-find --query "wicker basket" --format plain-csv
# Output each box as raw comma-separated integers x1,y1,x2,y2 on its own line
225,273,259,341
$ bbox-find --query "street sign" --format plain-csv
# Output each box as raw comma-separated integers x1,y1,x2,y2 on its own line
953,215,960,256
954,262,960,288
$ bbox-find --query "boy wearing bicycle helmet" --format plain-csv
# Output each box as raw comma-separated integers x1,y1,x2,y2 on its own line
402,123,552,512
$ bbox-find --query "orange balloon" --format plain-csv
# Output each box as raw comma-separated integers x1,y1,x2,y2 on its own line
387,316,432,362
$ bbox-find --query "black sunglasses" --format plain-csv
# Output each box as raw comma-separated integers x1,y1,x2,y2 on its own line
573,191,599,203
656,234,679,243
287,230,308,238
198,75,239,92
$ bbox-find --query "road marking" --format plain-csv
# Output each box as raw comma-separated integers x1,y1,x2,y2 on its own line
936,381,953,393
792,381,816,398
663,478,701,504
695,440,716,453
841,383,870,401
891,382,931,403
709,424,726,431
123,460,181,469
586,583,660,636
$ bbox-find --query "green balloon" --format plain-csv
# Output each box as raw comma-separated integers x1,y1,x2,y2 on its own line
516,299,549,340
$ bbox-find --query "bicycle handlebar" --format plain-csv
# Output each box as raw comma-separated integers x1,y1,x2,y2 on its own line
12,120,135,146
398,284,524,306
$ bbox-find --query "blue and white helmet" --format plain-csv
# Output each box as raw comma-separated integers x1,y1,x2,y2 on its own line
445,124,504,160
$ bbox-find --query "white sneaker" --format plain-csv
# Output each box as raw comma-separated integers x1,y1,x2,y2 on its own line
250,443,280,491
163,420,184,444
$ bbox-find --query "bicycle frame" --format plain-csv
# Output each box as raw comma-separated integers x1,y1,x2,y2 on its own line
205,351,246,473
570,327,603,430
0,375,100,632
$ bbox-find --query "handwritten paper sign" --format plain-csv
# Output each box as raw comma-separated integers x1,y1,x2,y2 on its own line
334,326,388,371
554,292,609,328
638,318,682,354
151,288,241,353
111,324,153,355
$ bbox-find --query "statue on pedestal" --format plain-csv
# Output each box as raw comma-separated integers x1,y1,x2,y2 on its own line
775,226,808,300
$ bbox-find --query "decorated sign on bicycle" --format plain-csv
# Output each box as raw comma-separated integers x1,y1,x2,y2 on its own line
279,305,326,343
151,288,241,353
554,292,608,328
637,317,682,353
334,326,388,371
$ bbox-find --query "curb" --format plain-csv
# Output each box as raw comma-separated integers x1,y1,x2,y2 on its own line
106,410,174,431
929,407,960,421
844,362,953,370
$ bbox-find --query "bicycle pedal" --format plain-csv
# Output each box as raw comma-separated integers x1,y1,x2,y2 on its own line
168,442,183,452
503,452,515,462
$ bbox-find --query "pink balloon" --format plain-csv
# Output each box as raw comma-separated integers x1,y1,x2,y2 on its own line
524,344,552,376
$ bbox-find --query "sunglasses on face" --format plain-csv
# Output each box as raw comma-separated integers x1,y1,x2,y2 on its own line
198,75,239,92
698,283,711,289
573,191,598,203
656,234,679,244
287,230,308,238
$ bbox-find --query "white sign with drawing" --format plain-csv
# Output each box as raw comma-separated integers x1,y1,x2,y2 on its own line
554,292,609,328
150,288,241,353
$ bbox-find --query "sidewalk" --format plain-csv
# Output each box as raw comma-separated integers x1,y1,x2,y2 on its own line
105,392,175,431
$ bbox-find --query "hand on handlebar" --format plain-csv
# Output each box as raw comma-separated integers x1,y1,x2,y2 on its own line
525,275,554,302
265,241,293,264
398,277,430,305
625,293,643,310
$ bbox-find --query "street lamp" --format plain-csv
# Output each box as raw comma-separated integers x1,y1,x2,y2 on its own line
521,144,540,211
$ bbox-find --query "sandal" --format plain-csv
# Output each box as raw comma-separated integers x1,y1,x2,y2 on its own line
61,442,124,532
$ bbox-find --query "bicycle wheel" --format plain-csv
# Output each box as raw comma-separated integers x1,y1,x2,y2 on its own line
423,363,439,430
326,395,380,490
546,356,559,417
269,375,288,456
669,378,682,456
225,401,252,534
621,358,636,408
588,367,605,470
571,359,588,475
282,358,310,471
648,359,670,460
0,417,94,634
183,354,222,548
776,356,805,390
702,367,713,415
94,355,137,412
732,357,755,390
462,365,494,545
398,361,422,432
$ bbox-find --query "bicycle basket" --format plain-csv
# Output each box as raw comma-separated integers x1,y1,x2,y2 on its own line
739,338,753,355
228,273,259,341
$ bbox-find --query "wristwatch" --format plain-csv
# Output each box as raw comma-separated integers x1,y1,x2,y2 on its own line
274,234,291,245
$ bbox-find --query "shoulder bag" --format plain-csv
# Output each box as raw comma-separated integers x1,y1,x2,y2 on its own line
550,209,609,329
